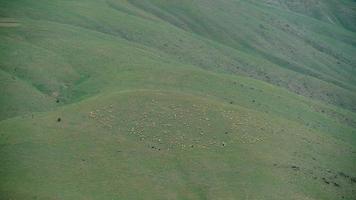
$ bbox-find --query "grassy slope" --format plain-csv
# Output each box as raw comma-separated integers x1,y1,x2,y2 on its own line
255,0,356,32
0,0,355,199
0,90,355,199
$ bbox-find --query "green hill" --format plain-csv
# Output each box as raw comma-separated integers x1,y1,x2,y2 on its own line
0,0,355,199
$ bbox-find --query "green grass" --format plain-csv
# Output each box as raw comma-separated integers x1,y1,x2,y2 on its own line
0,0,355,199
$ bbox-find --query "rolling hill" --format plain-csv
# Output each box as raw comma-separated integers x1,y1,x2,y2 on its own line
0,0,355,199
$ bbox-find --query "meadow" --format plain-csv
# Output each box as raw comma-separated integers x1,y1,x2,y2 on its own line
0,0,355,199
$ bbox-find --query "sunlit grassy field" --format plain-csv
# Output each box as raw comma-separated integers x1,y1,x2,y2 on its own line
0,0,355,199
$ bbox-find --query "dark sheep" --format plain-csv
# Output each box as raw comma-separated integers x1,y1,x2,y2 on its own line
322,178,330,184
333,182,340,187
351,177,356,183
